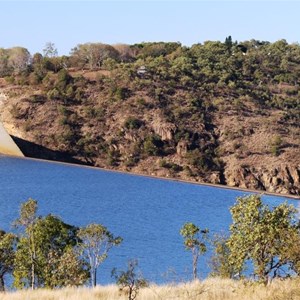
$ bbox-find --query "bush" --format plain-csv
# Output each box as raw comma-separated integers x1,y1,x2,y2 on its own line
55,69,72,91
143,135,164,156
47,88,60,100
159,159,183,172
270,135,282,156
124,117,143,130
186,149,212,171
118,87,129,100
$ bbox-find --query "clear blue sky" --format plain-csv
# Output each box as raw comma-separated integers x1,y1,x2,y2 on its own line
0,1,299,55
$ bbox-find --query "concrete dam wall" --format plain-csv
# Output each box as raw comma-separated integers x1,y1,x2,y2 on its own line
0,122,24,157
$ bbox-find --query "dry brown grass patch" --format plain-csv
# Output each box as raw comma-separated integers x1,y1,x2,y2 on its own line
2,278,300,300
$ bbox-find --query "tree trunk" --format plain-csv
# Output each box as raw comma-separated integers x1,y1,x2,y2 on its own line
193,252,198,280
31,257,35,290
0,275,5,292
93,269,97,287
30,231,36,290
91,267,97,287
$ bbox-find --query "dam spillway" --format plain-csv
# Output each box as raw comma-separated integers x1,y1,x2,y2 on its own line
0,122,24,157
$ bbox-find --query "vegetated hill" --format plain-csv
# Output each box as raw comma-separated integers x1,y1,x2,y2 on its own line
0,39,299,195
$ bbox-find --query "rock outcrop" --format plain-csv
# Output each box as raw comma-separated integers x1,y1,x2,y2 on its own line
224,165,300,195
152,119,176,141
0,70,299,197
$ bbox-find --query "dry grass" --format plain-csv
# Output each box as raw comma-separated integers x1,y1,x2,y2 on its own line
1,278,300,300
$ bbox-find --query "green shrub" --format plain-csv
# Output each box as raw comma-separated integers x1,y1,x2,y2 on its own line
143,135,164,156
124,117,143,129
47,88,60,100
4,76,15,84
55,69,72,91
10,104,22,119
270,135,282,156
115,87,129,100
186,149,211,171
159,159,183,172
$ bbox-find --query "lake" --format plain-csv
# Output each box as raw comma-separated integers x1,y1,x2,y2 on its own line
0,155,296,284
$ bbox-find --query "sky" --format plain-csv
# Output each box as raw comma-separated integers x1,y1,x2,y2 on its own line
0,1,299,55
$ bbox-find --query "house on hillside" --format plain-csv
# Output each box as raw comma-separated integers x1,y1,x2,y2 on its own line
137,66,147,77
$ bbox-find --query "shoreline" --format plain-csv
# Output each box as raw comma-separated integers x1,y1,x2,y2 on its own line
1,153,299,200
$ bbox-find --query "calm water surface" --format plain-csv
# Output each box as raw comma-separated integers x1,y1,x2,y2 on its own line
0,156,296,284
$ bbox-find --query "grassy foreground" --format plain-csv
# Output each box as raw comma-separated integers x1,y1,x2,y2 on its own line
1,278,300,300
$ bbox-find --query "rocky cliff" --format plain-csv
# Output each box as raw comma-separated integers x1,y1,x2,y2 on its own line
224,165,300,195
0,62,299,197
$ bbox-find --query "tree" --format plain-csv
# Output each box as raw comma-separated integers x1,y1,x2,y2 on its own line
7,47,31,74
283,232,300,277
227,195,299,284
0,230,16,291
113,44,134,62
43,42,58,58
14,198,38,290
42,42,63,72
224,35,233,52
14,199,88,289
209,233,237,279
0,48,9,76
45,247,89,288
70,43,119,69
112,259,148,300
180,222,209,280
77,223,122,287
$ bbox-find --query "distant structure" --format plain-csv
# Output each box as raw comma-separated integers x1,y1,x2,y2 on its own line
0,122,24,157
137,66,147,77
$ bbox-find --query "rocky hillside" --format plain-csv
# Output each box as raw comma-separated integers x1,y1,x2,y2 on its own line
0,39,299,195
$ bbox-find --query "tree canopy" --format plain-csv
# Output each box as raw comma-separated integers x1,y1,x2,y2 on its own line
227,195,300,283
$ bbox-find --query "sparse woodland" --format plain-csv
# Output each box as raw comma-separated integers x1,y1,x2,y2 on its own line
0,38,299,195
1,194,300,300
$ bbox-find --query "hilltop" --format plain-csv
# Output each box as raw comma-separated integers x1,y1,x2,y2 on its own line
0,39,299,195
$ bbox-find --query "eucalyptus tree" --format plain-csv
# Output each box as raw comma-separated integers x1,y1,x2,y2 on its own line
14,198,38,290
70,43,119,69
7,47,31,74
0,230,16,291
209,233,237,279
77,223,122,287
112,259,148,300
0,48,9,76
13,199,88,289
180,222,209,280
43,42,58,58
227,194,299,284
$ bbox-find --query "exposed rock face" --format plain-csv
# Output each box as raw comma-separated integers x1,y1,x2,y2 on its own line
0,74,299,197
224,165,300,195
0,92,7,102
176,140,188,155
152,119,176,141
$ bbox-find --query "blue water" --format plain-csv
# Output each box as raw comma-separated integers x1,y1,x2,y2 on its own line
0,156,296,284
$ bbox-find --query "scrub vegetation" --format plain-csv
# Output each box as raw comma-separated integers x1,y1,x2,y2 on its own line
0,199,121,291
2,278,300,300
0,38,299,195
1,194,300,300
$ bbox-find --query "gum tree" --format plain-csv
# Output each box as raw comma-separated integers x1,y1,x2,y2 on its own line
77,223,122,287
0,230,16,291
112,259,148,300
180,222,209,280
14,198,38,290
227,195,299,284
14,199,88,289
